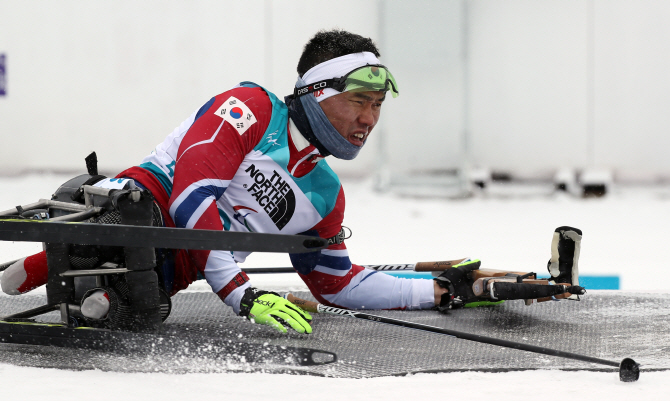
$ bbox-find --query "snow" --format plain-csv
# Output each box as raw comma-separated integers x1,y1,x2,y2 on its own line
1,174,669,399
0,367,667,400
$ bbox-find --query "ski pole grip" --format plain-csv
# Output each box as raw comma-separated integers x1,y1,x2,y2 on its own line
286,294,320,313
414,258,468,271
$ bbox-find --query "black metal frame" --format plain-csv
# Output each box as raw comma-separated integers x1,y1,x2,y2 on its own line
1,185,163,333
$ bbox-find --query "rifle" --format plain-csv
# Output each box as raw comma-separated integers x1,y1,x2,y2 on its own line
243,259,585,305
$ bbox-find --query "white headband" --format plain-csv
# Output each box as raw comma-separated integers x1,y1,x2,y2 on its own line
300,52,381,102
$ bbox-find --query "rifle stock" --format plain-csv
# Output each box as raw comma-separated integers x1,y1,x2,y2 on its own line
286,294,319,313
413,258,468,271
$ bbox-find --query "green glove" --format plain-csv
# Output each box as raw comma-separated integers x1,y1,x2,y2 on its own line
239,287,312,334
434,259,504,312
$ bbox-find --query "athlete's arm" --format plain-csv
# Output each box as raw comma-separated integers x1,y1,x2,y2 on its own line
289,187,436,310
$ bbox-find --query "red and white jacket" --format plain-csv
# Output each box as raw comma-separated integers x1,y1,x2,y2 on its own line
117,84,435,314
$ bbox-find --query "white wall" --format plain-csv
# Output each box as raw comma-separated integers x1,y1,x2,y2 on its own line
0,0,381,175
380,0,466,176
0,1,262,173
468,0,670,179
467,0,590,175
2,1,670,180
593,0,670,179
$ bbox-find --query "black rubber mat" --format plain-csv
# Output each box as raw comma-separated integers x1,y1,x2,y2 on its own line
0,291,668,377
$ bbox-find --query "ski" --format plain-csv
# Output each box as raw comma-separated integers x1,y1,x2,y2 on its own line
0,320,336,366
0,218,326,253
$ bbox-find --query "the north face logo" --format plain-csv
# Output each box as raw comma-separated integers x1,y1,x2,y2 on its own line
245,164,296,230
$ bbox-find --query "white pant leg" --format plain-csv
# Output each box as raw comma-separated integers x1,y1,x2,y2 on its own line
321,269,435,310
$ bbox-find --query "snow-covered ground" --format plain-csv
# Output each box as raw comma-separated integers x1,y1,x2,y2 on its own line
0,174,669,399
0,367,667,400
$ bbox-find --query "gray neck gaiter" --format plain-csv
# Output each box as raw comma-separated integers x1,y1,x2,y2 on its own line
296,77,364,160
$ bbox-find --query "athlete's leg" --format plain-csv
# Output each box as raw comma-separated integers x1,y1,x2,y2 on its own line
0,251,48,295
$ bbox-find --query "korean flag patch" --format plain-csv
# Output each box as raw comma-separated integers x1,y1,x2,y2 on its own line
214,96,258,135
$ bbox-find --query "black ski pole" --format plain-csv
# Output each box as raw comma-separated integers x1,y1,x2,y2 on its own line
286,294,640,382
240,259,468,274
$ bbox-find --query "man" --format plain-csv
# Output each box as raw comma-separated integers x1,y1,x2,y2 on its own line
1,30,472,333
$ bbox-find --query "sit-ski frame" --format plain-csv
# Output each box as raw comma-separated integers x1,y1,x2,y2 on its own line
0,185,163,332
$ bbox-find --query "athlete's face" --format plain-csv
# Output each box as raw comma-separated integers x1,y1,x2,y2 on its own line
319,90,385,148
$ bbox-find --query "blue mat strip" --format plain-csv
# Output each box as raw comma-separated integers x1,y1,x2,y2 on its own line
382,272,620,290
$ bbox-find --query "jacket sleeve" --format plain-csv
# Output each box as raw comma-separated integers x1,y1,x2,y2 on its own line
289,187,435,310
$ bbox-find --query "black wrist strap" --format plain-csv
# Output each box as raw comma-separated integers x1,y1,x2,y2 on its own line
326,226,352,246
239,287,279,317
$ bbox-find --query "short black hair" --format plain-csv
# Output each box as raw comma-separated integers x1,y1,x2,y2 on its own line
297,30,381,77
